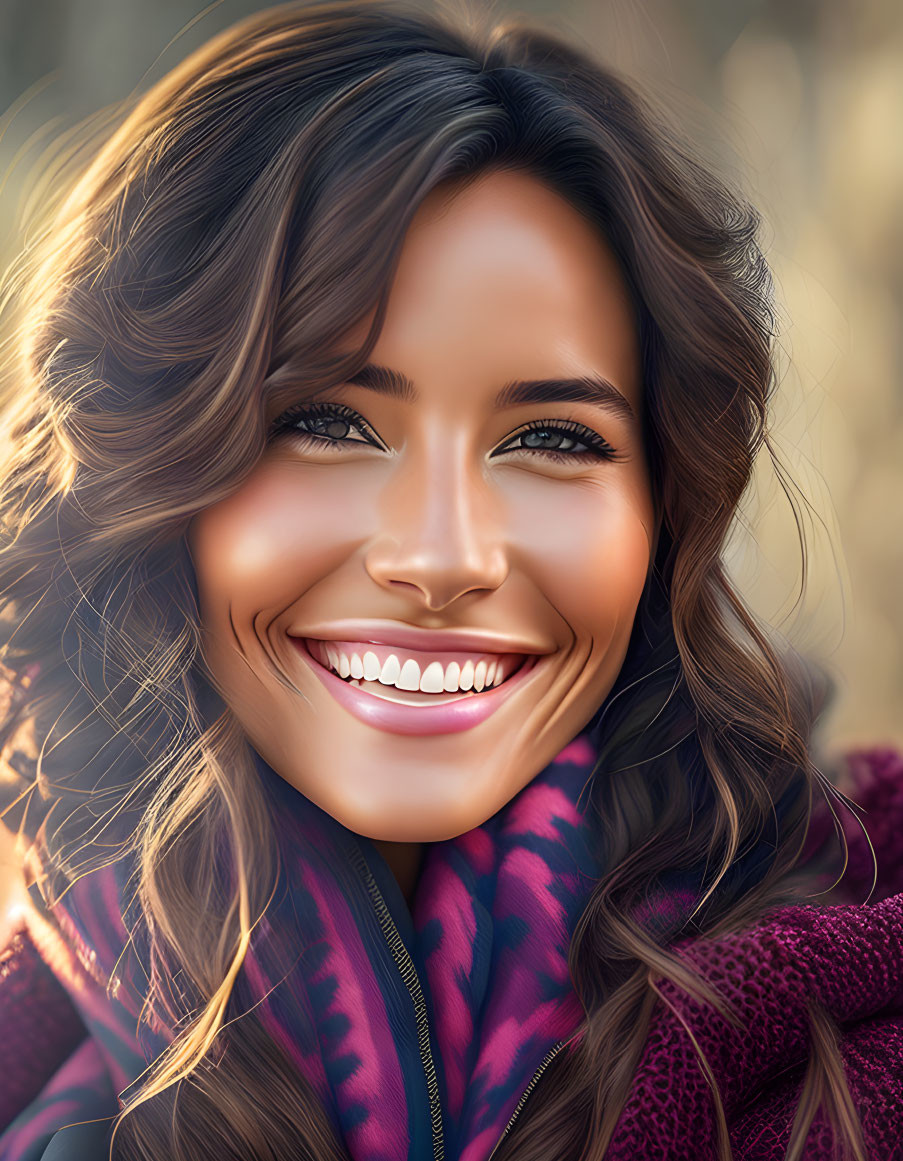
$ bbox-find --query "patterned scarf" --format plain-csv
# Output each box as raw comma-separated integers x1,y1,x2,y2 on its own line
12,729,608,1160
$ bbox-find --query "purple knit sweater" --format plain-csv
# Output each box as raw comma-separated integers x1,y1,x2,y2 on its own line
1,745,902,1160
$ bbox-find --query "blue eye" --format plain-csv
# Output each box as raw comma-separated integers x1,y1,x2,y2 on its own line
494,418,621,463
270,403,622,463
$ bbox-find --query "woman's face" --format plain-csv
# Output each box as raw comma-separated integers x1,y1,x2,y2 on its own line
188,169,656,842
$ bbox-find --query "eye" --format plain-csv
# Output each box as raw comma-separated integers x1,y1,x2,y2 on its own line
493,418,622,464
270,403,623,464
270,402,383,450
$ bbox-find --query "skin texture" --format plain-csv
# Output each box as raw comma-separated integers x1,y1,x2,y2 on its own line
187,169,657,904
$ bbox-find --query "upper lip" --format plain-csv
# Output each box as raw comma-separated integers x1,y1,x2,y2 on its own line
288,619,552,657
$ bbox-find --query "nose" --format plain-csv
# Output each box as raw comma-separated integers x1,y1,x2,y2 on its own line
363,438,509,612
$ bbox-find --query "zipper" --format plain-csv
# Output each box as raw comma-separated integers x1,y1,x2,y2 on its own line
347,839,445,1161
348,837,570,1161
486,1038,567,1161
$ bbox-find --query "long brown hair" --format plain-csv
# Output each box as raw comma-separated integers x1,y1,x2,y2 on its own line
0,3,864,1159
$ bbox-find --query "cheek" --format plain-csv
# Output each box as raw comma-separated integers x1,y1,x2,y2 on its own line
188,463,361,615
511,478,653,633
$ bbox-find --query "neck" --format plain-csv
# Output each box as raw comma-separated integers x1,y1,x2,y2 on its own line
371,839,425,907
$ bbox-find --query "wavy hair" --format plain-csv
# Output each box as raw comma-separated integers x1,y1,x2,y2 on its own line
0,2,864,1159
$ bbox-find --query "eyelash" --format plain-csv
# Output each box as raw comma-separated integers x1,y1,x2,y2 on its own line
271,402,623,464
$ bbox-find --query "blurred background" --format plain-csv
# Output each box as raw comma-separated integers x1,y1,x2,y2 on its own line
0,0,900,756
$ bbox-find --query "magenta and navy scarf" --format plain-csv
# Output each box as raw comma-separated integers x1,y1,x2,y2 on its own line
5,730,609,1161
5,738,903,1160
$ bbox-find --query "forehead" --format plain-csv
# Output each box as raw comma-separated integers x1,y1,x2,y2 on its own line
344,169,643,417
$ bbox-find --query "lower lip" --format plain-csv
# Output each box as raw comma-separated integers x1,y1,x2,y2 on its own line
289,637,542,736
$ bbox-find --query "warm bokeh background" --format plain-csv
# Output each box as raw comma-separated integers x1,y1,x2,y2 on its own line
0,0,900,759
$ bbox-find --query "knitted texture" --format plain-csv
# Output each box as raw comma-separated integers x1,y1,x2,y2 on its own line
602,893,903,1160
837,746,903,904
596,745,903,1160
797,745,903,906
1,742,902,1160
730,1015,903,1159
0,931,86,1129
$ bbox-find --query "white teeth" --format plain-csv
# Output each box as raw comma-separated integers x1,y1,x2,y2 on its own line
398,658,421,691
319,643,522,694
420,661,446,693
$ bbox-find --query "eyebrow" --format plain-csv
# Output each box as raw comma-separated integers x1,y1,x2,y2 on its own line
344,362,638,423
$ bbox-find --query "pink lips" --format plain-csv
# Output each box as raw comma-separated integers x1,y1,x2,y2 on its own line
289,636,541,736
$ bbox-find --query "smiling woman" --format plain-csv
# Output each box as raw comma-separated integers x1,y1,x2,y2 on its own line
0,3,900,1161
187,169,655,856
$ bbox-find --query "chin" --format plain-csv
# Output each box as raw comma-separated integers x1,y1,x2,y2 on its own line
335,797,494,844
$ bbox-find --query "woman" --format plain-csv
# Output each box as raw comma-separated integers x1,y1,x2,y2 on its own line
0,2,900,1159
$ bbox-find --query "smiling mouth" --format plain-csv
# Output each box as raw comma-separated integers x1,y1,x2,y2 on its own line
302,637,531,706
